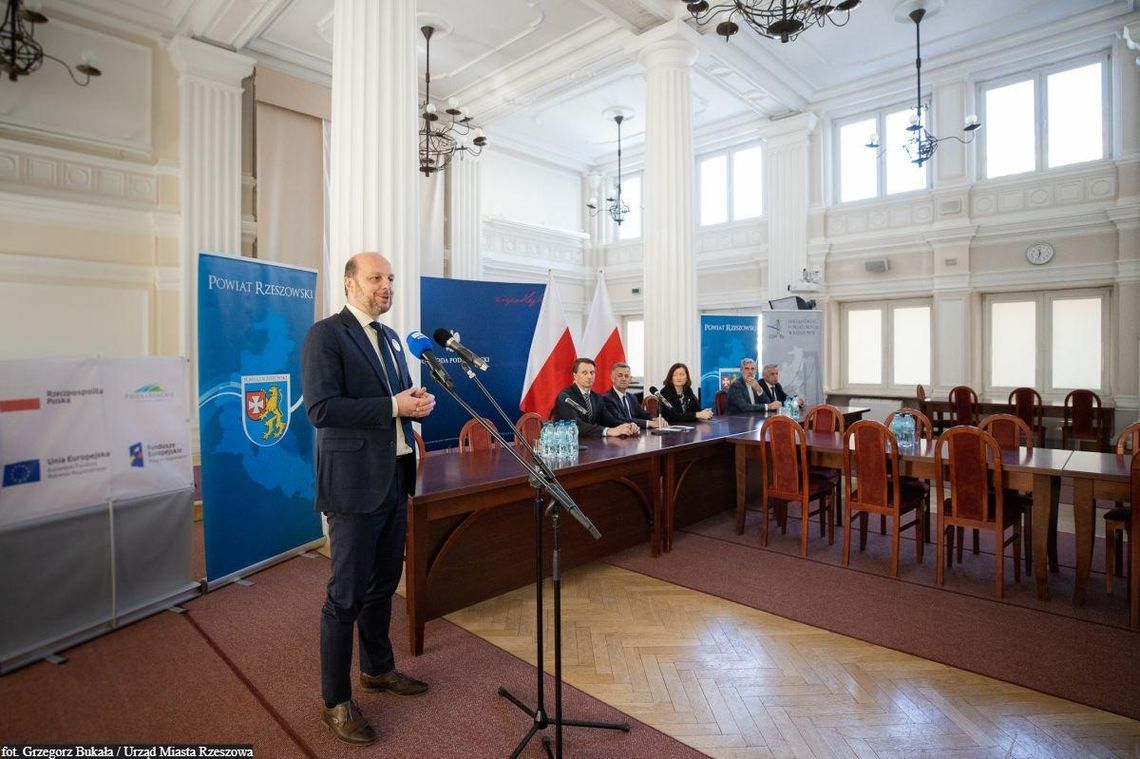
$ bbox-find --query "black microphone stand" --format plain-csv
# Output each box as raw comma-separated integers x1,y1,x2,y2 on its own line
424,355,629,758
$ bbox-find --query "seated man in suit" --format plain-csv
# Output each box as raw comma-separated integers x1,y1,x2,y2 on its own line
552,358,640,437
757,363,804,410
603,362,665,429
725,358,768,414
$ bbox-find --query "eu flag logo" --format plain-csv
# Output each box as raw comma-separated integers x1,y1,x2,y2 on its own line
130,442,145,468
2,459,41,487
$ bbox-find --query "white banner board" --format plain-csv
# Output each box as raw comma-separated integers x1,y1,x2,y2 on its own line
761,310,825,407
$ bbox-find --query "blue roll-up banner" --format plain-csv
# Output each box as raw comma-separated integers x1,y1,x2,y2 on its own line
699,314,760,407
419,277,543,449
197,253,322,585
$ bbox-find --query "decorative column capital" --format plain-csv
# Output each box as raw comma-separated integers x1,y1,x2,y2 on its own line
763,113,819,146
627,19,701,69
167,36,255,89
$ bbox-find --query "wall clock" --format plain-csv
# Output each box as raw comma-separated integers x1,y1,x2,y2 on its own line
1026,242,1054,265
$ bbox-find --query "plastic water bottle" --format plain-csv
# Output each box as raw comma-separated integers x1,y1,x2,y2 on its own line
569,422,579,462
903,413,916,449
537,422,551,458
559,421,573,460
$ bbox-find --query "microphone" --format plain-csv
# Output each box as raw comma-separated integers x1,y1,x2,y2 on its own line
648,386,673,410
406,331,455,391
433,328,489,372
562,394,588,415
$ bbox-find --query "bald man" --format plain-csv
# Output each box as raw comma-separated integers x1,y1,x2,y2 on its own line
301,252,435,745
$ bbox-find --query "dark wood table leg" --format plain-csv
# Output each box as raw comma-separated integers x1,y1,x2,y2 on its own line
405,498,428,655
735,445,747,535
664,453,676,553
1132,486,1139,627
650,455,662,558
1071,477,1095,607
1032,473,1053,601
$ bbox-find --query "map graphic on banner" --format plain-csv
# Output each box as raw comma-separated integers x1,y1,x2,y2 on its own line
420,277,545,450
0,357,193,528
197,253,321,583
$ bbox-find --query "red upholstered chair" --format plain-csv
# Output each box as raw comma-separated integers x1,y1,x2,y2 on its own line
1105,422,1140,593
1008,387,1045,447
841,420,926,577
757,415,835,557
1062,389,1104,451
804,404,845,531
948,385,979,427
514,412,544,449
458,418,500,452
883,407,934,543
934,426,1023,598
714,390,728,415
642,395,659,418
979,413,1035,574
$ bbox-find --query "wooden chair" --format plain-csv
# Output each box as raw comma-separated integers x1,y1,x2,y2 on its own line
917,384,948,435
413,430,427,474
642,395,659,417
1131,452,1140,627
841,420,926,577
514,412,544,449
883,407,934,543
1105,422,1140,594
757,415,834,557
948,385,979,427
714,390,728,415
1008,387,1045,447
1062,389,1104,451
804,404,845,531
979,413,1036,574
934,426,1023,598
458,418,500,452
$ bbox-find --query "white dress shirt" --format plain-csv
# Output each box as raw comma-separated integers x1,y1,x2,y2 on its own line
346,303,412,456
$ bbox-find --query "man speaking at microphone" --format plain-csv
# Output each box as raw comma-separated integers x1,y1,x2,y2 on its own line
552,357,639,437
301,252,435,747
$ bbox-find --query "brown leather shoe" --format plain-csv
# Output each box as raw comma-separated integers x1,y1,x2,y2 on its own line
360,669,429,696
321,699,376,746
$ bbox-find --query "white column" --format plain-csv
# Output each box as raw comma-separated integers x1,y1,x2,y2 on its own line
765,113,817,303
631,21,699,387
328,0,420,345
448,157,481,280
926,229,977,393
167,36,254,392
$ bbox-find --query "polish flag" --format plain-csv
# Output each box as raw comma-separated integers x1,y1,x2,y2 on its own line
520,274,578,417
579,272,624,395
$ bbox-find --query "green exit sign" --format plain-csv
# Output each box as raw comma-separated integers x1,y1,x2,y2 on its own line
632,287,641,295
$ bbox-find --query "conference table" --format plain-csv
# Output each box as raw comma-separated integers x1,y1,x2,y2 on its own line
923,397,1116,448
406,408,1136,654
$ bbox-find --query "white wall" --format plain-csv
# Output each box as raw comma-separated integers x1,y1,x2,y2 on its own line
480,151,583,232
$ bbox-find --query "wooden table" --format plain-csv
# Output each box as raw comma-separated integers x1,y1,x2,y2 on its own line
923,398,1116,448
1062,451,1133,615
728,430,1071,601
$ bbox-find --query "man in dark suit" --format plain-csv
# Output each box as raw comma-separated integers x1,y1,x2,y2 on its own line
301,252,436,746
757,363,803,410
552,358,640,437
603,362,664,429
725,358,768,414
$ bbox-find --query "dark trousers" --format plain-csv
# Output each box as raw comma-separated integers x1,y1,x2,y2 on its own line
320,465,408,707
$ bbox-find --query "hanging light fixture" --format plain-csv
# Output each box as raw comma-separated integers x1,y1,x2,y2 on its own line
0,0,102,85
683,0,861,44
587,112,630,225
419,25,486,177
865,5,980,167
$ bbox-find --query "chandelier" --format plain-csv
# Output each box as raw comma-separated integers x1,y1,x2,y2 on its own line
683,0,861,44
419,25,486,177
865,6,980,167
0,0,102,85
587,112,630,226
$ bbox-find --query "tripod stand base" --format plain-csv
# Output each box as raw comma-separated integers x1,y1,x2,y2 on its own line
498,686,630,759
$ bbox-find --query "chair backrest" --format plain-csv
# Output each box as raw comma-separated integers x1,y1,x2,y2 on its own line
413,430,427,473
1007,387,1043,432
514,412,544,448
458,418,500,452
1064,389,1103,435
979,413,1034,453
884,407,934,443
758,415,810,503
934,426,1003,527
1132,452,1140,523
714,390,728,415
842,420,900,513
915,384,930,418
1117,421,1140,455
948,385,979,426
642,395,659,417
804,403,845,435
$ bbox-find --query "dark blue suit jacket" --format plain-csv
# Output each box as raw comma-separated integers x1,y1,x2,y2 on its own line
602,388,653,428
301,307,416,514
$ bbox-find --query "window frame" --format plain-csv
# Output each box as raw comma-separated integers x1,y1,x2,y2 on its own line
976,51,1111,180
839,298,933,393
833,103,932,204
616,172,643,241
622,315,645,383
982,287,1110,397
696,141,765,227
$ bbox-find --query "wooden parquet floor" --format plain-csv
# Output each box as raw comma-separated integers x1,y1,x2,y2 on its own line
445,562,1140,758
